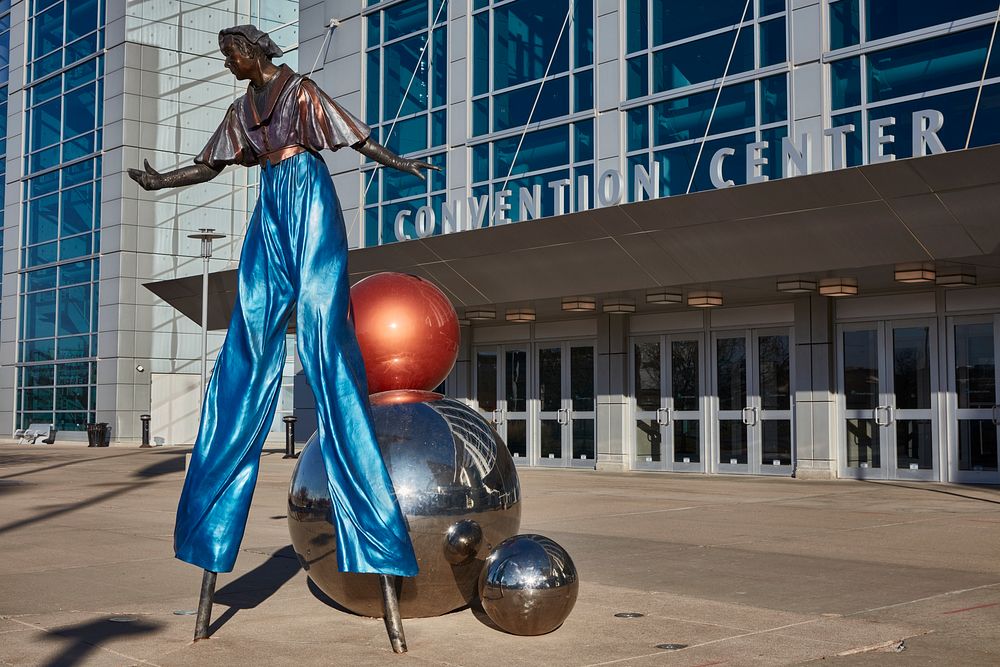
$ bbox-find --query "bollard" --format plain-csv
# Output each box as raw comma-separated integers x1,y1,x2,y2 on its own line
140,414,152,448
282,415,298,459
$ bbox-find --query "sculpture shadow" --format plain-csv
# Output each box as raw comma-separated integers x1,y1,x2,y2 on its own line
39,617,161,667
209,545,302,633
305,577,364,616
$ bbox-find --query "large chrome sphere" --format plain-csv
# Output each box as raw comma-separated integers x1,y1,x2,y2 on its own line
479,534,579,636
288,390,521,618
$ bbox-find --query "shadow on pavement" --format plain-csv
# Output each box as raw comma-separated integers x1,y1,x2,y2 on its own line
40,617,161,667
209,545,302,633
861,479,1000,505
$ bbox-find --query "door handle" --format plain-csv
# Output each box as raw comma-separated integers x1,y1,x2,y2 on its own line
656,407,670,426
492,409,504,425
872,406,886,427
741,407,754,426
884,405,894,425
557,409,568,426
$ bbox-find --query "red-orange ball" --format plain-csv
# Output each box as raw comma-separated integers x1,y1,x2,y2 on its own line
350,273,460,394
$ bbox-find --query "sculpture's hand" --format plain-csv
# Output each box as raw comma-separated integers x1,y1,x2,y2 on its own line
403,159,442,182
127,159,164,191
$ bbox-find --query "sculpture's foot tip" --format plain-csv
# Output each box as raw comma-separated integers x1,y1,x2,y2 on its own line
389,635,408,654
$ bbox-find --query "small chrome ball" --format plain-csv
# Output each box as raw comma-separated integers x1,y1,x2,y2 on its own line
443,519,484,566
478,534,579,636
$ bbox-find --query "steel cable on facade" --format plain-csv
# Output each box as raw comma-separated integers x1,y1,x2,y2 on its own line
965,2,1000,149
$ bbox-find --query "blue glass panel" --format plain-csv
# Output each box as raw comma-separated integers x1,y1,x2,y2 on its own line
655,132,754,195
23,339,55,362
575,119,594,161
54,412,90,432
0,1,11,13
494,125,570,178
26,267,57,291
505,169,570,220
431,109,446,147
626,0,647,53
62,133,95,162
627,106,649,151
66,0,98,41
30,170,59,197
760,125,788,180
25,364,55,386
573,70,593,112
383,34,428,121
55,386,87,410
64,58,98,90
383,160,427,201
627,55,648,99
759,17,786,67
473,11,489,96
830,57,861,109
474,0,489,9
29,193,59,244
31,146,61,173
472,97,489,135
653,81,755,146
57,335,89,359
493,0,570,89
574,0,594,67
867,0,997,42
34,51,62,78
471,185,490,228
473,143,490,182
60,184,93,236
385,113,427,156
64,33,99,65
27,242,58,267
59,234,92,261
830,111,863,167
364,207,379,247
759,0,785,17
867,27,997,104
829,0,860,50
364,170,379,205
63,158,95,187
968,83,1000,148
384,0,428,41
870,88,989,159
64,83,98,138
654,0,749,46
59,260,91,286
493,77,569,132
31,97,61,151
366,51,379,124
58,285,90,335
367,12,381,49
432,27,447,107
428,153,445,192
653,28,754,92
760,74,788,124
573,164,593,208
23,290,56,339
33,3,63,59
23,388,53,410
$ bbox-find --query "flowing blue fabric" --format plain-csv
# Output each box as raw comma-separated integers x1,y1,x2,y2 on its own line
174,152,418,577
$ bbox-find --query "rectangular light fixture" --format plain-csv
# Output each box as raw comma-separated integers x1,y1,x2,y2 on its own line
562,296,597,312
457,318,471,327
776,279,817,293
818,277,858,297
936,271,976,287
646,288,683,304
603,298,636,314
894,263,936,283
465,308,496,320
505,308,536,322
687,290,723,308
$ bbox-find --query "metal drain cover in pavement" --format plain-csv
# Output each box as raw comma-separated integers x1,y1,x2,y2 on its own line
173,610,197,616
109,616,138,623
614,612,645,618
656,644,689,651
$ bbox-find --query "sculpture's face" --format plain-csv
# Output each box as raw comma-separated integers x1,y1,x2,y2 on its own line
220,35,258,81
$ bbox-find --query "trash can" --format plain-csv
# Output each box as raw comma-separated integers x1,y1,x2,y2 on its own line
86,422,110,447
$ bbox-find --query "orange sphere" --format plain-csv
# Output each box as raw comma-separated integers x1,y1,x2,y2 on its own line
350,273,460,394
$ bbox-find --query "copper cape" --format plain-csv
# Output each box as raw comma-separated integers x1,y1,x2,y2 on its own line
174,66,419,577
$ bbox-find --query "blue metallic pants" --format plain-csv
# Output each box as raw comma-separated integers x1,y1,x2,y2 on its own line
174,152,418,576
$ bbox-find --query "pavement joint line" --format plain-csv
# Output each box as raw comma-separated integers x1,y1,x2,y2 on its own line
842,581,1000,617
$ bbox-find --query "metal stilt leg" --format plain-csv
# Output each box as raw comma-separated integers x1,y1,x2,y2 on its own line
379,575,407,654
194,570,217,641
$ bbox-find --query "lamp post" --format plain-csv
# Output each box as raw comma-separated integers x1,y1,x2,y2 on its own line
188,229,226,400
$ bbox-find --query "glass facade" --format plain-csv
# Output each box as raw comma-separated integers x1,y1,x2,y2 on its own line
18,0,105,431
363,0,448,246
0,0,10,324
828,1,1000,163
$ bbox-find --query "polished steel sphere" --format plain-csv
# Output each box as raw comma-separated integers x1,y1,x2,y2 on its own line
350,272,460,394
479,534,579,636
288,390,521,618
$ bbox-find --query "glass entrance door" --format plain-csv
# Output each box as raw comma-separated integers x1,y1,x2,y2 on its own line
536,342,596,467
713,329,793,475
631,335,704,471
475,345,529,461
949,316,1000,484
839,320,939,480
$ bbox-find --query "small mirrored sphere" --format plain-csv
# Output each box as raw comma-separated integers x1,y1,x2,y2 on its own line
479,534,579,636
288,390,521,618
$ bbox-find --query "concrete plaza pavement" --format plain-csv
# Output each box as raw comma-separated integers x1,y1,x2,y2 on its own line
0,443,998,666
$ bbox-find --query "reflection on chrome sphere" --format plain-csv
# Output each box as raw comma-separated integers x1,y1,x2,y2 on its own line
479,534,579,636
288,390,521,618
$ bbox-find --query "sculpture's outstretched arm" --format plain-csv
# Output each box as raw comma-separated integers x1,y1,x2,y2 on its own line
354,138,440,181
128,159,223,191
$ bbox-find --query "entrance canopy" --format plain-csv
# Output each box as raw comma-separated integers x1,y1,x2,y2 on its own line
146,145,1000,329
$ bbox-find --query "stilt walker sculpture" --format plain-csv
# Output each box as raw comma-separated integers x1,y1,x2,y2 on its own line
128,25,437,653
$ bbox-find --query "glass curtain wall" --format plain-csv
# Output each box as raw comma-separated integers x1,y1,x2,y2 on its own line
828,0,1000,163
0,1,10,322
18,0,105,431
363,0,448,246
469,0,594,226
624,0,789,196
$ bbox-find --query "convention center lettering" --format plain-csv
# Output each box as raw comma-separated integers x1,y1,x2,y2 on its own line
393,109,947,242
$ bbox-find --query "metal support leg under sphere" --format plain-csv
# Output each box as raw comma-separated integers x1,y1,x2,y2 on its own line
194,570,217,641
379,575,407,653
